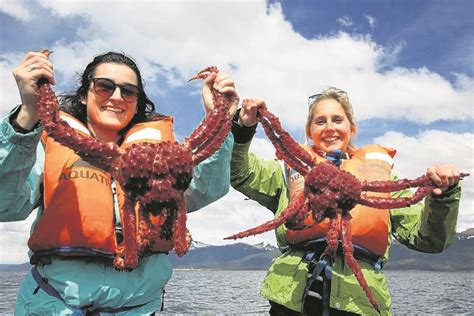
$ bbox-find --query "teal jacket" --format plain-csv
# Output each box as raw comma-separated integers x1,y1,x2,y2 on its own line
0,109,233,315
231,141,461,316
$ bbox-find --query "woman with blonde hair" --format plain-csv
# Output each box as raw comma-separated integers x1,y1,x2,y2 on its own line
230,87,462,315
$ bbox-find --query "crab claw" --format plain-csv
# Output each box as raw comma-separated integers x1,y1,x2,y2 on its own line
188,66,219,81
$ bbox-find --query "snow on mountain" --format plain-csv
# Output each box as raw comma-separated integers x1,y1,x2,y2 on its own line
251,242,277,251
189,240,211,250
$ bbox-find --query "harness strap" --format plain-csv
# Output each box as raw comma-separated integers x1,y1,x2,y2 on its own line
300,253,332,316
290,238,384,270
31,265,62,300
316,149,348,167
294,238,384,315
31,266,150,314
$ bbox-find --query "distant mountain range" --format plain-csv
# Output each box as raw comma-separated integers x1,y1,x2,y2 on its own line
169,241,280,270
1,229,473,272
385,228,474,271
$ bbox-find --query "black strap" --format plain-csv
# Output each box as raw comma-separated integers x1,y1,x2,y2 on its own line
31,266,62,300
290,238,383,270
301,252,332,316
293,239,382,315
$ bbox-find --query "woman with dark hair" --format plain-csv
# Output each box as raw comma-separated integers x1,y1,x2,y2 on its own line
59,51,160,130
0,50,239,315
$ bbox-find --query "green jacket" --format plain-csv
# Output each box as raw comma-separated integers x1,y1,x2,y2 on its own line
231,141,461,315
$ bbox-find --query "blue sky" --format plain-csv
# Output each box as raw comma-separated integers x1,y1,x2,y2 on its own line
276,0,474,77
274,0,474,143
0,0,473,263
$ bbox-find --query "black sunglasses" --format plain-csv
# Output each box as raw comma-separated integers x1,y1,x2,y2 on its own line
91,78,141,102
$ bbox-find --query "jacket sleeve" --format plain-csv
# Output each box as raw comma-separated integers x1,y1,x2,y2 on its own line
0,109,44,221
231,140,287,214
184,133,233,212
389,174,461,253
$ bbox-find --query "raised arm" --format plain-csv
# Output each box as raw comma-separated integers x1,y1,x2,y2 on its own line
0,109,44,221
185,133,234,212
0,51,54,221
185,69,240,212
230,98,288,213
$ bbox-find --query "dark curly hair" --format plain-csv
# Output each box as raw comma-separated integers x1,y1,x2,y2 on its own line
60,51,165,136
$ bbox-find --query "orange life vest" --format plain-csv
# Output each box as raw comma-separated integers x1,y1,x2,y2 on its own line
28,112,176,262
284,144,396,256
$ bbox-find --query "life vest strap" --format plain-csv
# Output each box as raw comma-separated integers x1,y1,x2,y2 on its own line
31,266,150,314
30,247,170,266
292,238,384,315
31,265,62,300
288,237,384,270
301,253,332,316
30,247,115,265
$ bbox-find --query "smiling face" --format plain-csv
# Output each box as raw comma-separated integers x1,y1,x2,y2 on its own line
306,98,355,153
84,62,139,141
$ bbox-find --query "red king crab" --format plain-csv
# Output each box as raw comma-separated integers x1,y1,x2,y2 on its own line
225,101,468,313
36,51,233,271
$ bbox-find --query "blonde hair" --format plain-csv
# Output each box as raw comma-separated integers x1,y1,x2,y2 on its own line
305,87,357,151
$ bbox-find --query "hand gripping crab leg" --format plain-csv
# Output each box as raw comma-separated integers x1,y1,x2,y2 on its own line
358,173,469,209
186,66,233,165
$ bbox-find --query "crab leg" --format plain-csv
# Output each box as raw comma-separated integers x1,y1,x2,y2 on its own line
190,101,232,164
224,191,307,240
186,89,229,151
362,173,469,193
186,66,222,149
173,198,191,257
186,67,233,165
340,215,380,313
258,109,314,175
114,197,138,271
359,186,433,209
321,215,340,259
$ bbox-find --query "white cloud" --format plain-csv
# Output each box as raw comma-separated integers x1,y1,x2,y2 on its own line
365,15,376,30
188,136,278,246
187,187,277,247
0,55,23,115
374,130,474,232
337,15,353,27
0,212,36,264
1,0,473,263
1,1,472,123
188,136,279,247
0,0,32,22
